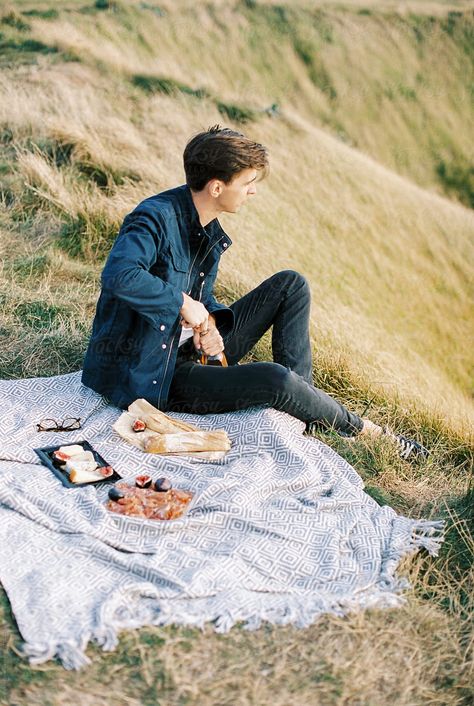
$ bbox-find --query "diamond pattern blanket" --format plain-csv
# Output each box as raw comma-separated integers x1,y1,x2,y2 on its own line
0,371,444,669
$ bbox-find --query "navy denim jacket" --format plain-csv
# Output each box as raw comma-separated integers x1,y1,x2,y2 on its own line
81,184,234,409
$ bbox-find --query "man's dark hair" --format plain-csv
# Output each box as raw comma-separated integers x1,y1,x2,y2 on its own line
183,124,269,191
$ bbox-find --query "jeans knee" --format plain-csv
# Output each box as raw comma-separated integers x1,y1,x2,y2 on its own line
261,363,297,403
274,269,310,297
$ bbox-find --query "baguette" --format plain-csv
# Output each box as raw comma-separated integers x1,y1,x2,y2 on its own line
128,399,198,433
144,430,231,454
141,413,190,435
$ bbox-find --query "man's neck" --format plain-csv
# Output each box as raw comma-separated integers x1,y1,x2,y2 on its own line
190,189,220,227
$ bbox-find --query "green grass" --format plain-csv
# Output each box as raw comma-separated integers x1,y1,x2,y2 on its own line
132,74,209,99
0,37,58,54
216,100,258,124
436,156,474,209
21,9,59,20
57,212,121,260
13,301,66,330
0,11,30,31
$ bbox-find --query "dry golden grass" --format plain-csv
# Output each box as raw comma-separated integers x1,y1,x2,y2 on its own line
19,0,474,197
1,1,472,423
0,1,473,704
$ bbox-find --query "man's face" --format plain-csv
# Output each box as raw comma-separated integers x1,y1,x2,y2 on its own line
214,168,258,214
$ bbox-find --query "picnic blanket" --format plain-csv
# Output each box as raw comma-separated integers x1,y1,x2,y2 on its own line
0,371,444,670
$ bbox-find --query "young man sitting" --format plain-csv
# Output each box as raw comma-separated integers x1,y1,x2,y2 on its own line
81,125,429,461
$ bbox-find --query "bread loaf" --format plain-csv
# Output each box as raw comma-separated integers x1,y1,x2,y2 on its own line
144,430,231,454
128,399,198,433
141,413,191,434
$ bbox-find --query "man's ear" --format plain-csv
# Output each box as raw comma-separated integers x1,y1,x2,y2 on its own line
208,179,223,198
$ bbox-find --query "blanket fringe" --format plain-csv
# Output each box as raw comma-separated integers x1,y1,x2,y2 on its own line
56,641,92,670
409,519,445,556
22,636,92,670
95,625,119,651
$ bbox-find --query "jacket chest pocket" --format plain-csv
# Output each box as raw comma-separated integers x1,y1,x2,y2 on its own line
168,245,189,273
150,245,188,277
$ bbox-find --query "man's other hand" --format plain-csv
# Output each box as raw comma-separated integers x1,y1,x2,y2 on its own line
193,314,224,357
179,292,210,331
180,310,224,357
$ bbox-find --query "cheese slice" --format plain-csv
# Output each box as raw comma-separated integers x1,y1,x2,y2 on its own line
57,444,85,458
69,467,105,484
65,451,97,475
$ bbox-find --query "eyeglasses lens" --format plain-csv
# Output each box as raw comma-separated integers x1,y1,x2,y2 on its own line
36,419,59,432
61,418,82,430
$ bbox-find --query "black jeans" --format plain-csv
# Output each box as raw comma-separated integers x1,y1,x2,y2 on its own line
165,270,363,435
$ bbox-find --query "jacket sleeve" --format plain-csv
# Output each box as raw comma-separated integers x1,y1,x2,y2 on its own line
100,208,184,329
200,260,235,337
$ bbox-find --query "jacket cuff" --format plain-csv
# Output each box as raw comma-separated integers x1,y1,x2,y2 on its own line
208,304,234,337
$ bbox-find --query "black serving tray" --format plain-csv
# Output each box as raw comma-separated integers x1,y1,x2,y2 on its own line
33,440,121,489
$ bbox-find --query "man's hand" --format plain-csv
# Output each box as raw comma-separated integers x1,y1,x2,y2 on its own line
193,314,224,357
179,292,209,330
180,302,224,357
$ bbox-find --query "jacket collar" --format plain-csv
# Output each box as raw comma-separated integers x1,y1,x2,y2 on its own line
172,184,233,251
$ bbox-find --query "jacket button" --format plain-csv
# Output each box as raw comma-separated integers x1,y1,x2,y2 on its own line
162,343,167,349
199,272,205,277
152,380,157,384
223,243,228,248
160,324,165,331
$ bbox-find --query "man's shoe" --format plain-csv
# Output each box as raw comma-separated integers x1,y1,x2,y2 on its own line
305,421,429,462
382,426,430,461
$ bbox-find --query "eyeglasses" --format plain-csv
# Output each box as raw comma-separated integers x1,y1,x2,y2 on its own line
36,417,82,432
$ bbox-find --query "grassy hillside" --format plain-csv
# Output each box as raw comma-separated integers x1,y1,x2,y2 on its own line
0,1,473,705
1,0,473,431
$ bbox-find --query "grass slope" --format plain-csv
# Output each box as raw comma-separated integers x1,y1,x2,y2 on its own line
0,1,473,705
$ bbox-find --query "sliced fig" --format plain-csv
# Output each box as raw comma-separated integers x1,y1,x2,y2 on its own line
133,419,146,432
53,450,72,462
99,466,114,478
135,474,152,489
